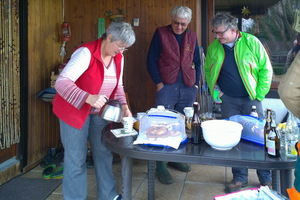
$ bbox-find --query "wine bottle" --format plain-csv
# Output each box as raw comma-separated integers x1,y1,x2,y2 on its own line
191,102,202,144
264,108,272,151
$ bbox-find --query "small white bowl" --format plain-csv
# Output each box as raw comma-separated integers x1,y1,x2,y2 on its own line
202,120,243,150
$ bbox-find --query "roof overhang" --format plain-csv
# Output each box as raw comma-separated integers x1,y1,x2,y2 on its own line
215,0,281,16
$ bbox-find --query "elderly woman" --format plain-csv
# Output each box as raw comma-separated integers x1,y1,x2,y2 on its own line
52,22,136,200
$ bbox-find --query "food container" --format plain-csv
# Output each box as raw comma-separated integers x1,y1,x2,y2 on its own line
133,112,146,131
133,106,186,149
202,120,243,150
229,115,265,146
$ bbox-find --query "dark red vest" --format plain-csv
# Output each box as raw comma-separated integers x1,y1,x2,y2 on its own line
157,25,197,87
52,38,122,129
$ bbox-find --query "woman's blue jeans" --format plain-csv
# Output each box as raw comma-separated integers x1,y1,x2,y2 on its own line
59,114,118,200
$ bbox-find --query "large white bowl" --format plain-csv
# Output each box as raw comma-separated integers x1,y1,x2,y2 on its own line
202,120,243,150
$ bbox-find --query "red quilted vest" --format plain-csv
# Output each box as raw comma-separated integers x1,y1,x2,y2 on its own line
52,38,122,129
157,25,197,87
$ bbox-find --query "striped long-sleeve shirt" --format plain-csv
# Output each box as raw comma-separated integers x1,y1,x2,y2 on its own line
55,47,127,114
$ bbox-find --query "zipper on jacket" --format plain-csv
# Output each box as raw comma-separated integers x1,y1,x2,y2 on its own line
234,50,255,100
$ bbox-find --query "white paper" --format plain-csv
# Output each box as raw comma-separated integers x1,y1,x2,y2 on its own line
111,128,138,138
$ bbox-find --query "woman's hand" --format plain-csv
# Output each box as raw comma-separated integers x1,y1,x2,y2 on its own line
121,104,132,118
86,94,108,108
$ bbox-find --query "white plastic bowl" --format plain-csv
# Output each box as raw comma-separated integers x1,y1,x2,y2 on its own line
202,120,243,150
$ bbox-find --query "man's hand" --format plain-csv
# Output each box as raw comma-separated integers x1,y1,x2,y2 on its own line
156,82,164,91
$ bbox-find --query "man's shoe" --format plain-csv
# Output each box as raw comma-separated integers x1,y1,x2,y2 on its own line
225,180,248,193
156,161,173,184
167,162,191,172
261,182,272,189
156,168,173,184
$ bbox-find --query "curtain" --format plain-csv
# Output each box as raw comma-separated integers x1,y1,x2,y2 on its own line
0,0,20,149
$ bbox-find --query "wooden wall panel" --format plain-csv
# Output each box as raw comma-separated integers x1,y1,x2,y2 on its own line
208,0,215,45
27,0,62,169
63,0,200,115
24,0,214,171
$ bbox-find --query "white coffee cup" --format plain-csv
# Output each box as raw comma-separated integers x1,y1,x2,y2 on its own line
123,117,136,133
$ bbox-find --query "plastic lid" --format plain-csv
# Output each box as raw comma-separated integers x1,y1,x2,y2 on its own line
157,105,165,111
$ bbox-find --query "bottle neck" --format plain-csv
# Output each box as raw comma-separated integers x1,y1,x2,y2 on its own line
193,104,198,115
266,110,272,122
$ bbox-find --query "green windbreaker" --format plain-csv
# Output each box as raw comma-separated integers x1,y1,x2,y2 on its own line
204,31,273,103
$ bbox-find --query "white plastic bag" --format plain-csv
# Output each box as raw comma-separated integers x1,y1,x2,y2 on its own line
133,106,186,149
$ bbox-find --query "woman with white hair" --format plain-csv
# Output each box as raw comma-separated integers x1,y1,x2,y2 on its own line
52,22,136,200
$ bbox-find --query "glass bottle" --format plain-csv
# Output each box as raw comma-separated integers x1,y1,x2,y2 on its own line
285,111,299,159
264,108,276,124
277,123,286,156
264,108,272,151
267,119,280,157
191,102,202,144
250,105,258,118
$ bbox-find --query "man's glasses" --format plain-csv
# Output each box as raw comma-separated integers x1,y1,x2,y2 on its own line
212,28,229,36
172,21,188,27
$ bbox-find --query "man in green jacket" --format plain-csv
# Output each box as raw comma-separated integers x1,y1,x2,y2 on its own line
204,13,273,193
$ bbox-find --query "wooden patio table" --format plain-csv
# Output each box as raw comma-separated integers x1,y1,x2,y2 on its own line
102,123,295,200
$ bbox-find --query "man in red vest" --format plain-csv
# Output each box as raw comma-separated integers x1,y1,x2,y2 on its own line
147,6,201,185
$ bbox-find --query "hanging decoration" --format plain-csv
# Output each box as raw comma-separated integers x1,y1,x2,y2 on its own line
0,0,20,149
241,6,251,18
59,22,71,59
105,8,126,22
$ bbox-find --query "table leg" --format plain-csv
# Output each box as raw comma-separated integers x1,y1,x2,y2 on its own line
272,170,281,192
280,169,293,197
148,160,155,200
121,155,133,200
